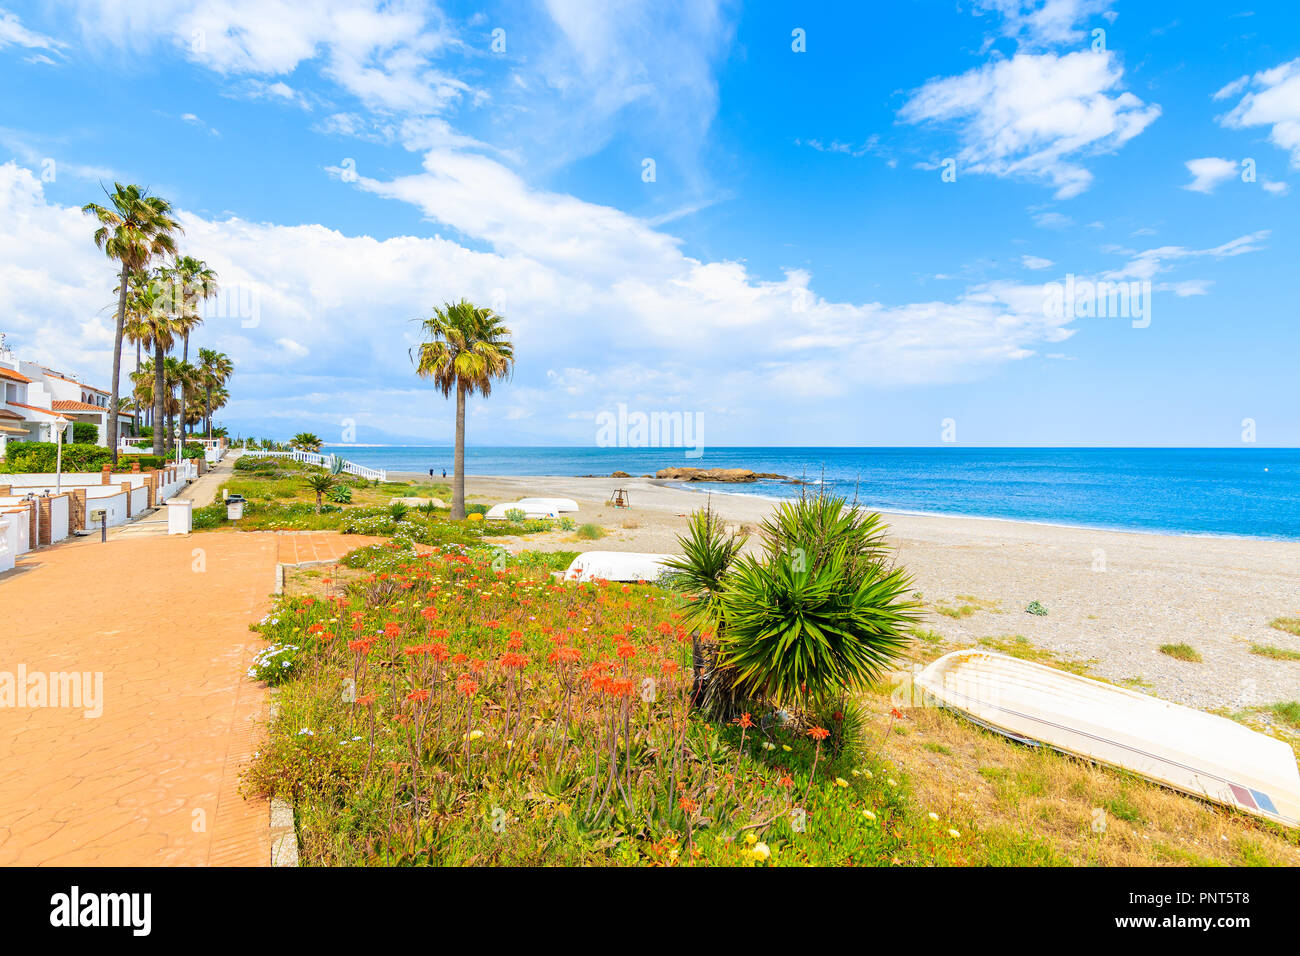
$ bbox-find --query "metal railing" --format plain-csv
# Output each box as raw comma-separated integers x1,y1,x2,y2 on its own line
238,449,387,482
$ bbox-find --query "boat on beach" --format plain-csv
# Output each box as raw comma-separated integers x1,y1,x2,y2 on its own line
516,496,580,513
913,648,1300,829
484,501,561,520
563,551,678,582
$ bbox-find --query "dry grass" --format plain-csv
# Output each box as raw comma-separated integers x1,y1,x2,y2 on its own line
861,689,1300,866
876,633,1300,865
1159,643,1203,663
1268,617,1300,637
933,594,1002,619
1251,644,1300,662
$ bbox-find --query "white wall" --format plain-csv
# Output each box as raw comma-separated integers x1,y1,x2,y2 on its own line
0,505,31,555
82,488,129,528
47,495,69,544
0,514,17,573
0,472,149,490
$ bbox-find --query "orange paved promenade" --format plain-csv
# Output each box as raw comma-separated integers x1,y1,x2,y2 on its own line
0,530,379,865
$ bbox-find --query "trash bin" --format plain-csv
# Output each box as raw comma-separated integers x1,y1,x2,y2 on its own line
166,498,193,535
226,494,246,521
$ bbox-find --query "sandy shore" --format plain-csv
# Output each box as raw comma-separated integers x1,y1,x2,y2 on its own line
394,472,1300,711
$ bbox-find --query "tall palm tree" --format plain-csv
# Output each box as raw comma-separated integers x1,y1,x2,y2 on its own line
411,299,514,520
168,255,218,436
131,273,177,456
82,184,181,462
121,269,155,436
161,355,187,453
130,359,155,428
197,348,233,439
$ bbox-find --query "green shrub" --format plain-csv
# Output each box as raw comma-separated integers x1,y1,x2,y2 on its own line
576,523,604,540
71,422,99,444
506,549,580,572
709,495,919,707
389,502,409,522
1,441,111,473
504,507,526,522
465,503,489,516
328,485,353,503
1025,600,1048,616
120,454,166,470
558,517,575,531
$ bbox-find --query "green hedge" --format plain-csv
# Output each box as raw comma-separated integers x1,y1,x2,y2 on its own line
71,423,99,444
119,453,167,469
1,442,112,473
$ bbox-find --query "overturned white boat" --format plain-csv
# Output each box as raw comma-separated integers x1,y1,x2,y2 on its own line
913,648,1300,829
563,551,678,583
485,501,561,521
516,496,579,514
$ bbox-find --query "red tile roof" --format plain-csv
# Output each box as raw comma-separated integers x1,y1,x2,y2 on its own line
6,401,67,421
0,367,32,383
52,399,108,413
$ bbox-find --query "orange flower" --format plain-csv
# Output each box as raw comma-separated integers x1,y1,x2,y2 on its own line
807,726,830,741
735,712,754,729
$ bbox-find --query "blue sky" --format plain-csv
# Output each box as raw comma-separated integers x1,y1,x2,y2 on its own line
1,0,1297,446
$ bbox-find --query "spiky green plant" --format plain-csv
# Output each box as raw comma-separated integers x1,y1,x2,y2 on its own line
715,495,919,708
304,473,337,513
662,505,747,633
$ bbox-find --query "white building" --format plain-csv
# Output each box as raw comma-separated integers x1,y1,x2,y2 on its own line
0,336,136,456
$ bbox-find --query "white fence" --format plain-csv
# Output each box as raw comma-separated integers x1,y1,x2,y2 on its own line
242,449,387,482
0,512,22,572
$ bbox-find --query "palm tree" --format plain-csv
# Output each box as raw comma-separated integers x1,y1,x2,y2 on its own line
168,255,218,436
304,472,336,514
82,184,181,462
119,268,153,436
126,274,178,456
291,432,323,453
197,348,233,438
131,358,155,428
411,299,514,520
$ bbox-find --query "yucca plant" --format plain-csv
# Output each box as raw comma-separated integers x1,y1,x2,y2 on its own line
304,473,337,513
662,506,749,715
717,494,918,710
662,505,747,633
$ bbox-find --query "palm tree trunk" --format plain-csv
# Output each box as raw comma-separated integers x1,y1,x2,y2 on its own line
181,332,190,437
133,339,141,436
152,340,166,457
205,386,212,439
452,382,467,520
108,263,129,462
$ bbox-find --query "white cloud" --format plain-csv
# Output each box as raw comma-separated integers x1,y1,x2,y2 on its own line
900,51,1160,198
1102,231,1269,282
1216,58,1300,168
1022,254,1053,269
0,158,1093,441
972,0,1115,49
1182,157,1238,193
0,7,64,53
65,0,470,113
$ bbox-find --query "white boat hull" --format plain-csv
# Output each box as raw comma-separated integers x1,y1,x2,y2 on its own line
913,649,1300,829
564,551,677,583
485,501,560,520
516,496,579,513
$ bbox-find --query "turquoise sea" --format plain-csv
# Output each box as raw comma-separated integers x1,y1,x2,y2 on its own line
320,445,1300,540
